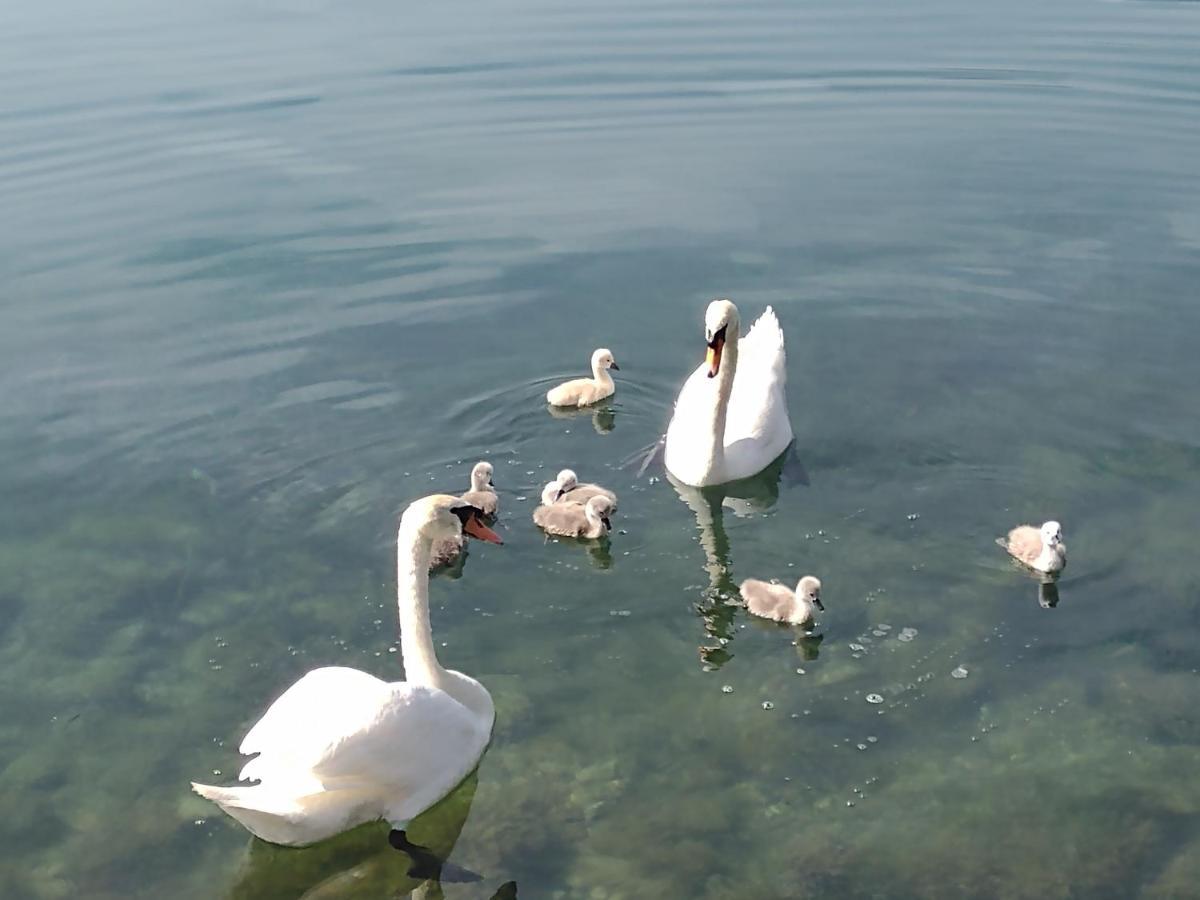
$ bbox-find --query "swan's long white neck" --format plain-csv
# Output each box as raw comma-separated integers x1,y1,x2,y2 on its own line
591,358,614,389
396,521,444,688
698,326,739,483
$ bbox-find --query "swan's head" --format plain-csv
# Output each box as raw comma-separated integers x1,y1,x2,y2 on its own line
471,460,494,491
402,494,503,545
585,495,615,532
1041,521,1063,547
703,299,740,378
591,348,619,372
797,575,823,611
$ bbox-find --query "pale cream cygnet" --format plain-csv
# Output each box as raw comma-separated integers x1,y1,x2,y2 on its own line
460,461,498,518
546,348,619,407
533,495,614,539
739,575,824,628
998,520,1066,574
539,468,618,509
431,460,499,568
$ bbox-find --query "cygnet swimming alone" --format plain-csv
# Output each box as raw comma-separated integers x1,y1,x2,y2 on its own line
545,348,619,407
540,468,618,509
431,461,499,568
533,495,614,539
739,575,824,628
998,520,1066,574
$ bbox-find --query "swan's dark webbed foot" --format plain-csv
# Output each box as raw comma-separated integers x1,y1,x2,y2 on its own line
388,830,483,883
388,829,443,880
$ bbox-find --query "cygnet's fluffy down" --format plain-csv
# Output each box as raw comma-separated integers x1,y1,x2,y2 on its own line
739,575,823,627
546,348,619,407
460,461,498,518
540,468,618,509
998,520,1066,574
533,495,614,539
431,461,499,568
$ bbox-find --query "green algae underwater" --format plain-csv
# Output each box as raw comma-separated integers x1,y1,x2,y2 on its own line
3,428,1199,899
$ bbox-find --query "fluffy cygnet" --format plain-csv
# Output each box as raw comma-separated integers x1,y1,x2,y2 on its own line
739,575,824,627
460,461,498,518
431,461,499,568
540,468,618,509
533,495,614,539
998,520,1066,574
546,348,619,407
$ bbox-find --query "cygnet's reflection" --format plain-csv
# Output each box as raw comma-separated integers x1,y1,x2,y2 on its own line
665,450,801,669
545,398,617,434
1037,577,1060,609
223,771,514,900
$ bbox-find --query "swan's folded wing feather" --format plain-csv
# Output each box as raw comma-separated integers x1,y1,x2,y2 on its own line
239,667,394,770
311,683,484,796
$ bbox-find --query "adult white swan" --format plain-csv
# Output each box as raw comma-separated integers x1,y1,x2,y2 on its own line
664,299,793,487
192,494,503,850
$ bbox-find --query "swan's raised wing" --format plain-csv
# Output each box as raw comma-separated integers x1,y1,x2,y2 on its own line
726,306,791,449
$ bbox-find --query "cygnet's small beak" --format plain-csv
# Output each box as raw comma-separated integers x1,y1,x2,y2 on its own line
813,597,825,611
554,487,566,501
609,361,620,371
602,515,612,532
463,514,503,545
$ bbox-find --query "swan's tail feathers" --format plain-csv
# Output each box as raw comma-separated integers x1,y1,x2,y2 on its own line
192,781,314,845
781,443,810,487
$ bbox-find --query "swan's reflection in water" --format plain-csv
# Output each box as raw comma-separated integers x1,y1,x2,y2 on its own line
544,399,616,434
224,771,516,899
665,451,799,669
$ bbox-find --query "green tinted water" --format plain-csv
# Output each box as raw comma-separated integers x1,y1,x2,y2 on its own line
3,0,1200,897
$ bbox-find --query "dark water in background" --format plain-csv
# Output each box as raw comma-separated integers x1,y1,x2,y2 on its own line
3,0,1200,896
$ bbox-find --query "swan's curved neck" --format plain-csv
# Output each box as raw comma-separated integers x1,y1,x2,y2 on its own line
396,523,444,688
591,359,613,388
700,328,739,481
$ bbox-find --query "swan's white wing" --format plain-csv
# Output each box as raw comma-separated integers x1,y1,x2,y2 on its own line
310,682,484,787
237,667,488,821
739,306,787,379
239,667,392,767
724,307,792,473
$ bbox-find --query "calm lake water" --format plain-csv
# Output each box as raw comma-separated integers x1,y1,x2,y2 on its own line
4,0,1200,897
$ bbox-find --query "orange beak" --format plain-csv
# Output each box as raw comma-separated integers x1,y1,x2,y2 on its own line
705,334,725,378
463,514,503,544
